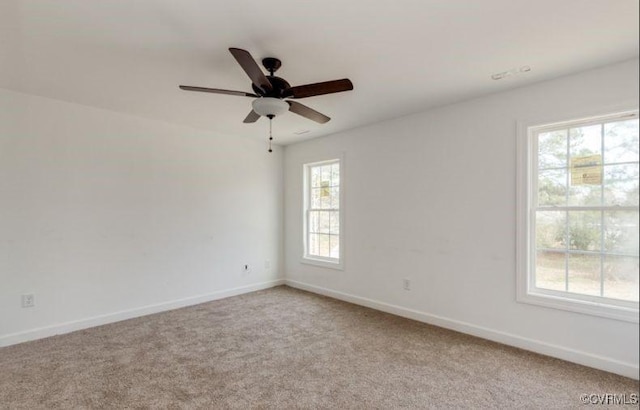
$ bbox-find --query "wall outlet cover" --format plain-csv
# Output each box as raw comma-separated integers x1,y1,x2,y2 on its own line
22,294,35,308
403,279,411,291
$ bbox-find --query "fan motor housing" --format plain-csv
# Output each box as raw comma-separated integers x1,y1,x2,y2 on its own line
252,75,291,98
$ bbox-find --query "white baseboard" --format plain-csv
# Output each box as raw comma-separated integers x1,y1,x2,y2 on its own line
0,279,285,348
285,279,639,380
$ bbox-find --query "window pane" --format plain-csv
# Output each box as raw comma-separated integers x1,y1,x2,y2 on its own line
538,169,567,206
330,235,340,259
568,211,601,251
535,211,565,250
603,255,639,302
320,189,331,209
604,211,639,255
603,164,639,206
538,130,567,169
329,211,340,235
567,253,601,296
570,124,601,158
309,211,319,233
568,124,603,207
311,166,322,188
318,234,330,257
311,188,321,209
604,119,639,165
535,250,566,291
309,233,319,256
331,163,340,186
318,211,330,234
330,187,340,209
321,165,331,187
568,182,602,207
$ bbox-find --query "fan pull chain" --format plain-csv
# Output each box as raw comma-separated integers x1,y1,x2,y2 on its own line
268,117,273,153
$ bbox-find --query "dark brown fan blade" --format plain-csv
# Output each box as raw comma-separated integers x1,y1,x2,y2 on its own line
287,101,330,124
229,48,272,94
243,110,261,123
179,85,258,97
287,79,353,99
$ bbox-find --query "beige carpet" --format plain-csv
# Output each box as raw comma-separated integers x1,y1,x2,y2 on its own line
0,286,637,409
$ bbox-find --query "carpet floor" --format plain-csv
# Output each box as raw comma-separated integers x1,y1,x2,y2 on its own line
0,286,637,409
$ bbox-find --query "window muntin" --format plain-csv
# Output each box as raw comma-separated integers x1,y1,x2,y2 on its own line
304,159,342,266
528,111,639,314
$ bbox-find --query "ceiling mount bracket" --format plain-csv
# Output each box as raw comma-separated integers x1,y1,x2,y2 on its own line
262,57,282,76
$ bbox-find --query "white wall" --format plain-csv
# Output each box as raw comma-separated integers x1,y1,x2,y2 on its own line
284,59,640,378
0,88,283,345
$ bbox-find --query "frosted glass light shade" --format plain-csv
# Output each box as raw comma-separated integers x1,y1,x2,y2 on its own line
252,97,289,117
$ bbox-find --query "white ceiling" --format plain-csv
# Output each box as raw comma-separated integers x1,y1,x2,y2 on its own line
1,0,638,145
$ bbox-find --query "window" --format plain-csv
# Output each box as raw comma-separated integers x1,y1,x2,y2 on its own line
518,110,639,322
303,159,343,269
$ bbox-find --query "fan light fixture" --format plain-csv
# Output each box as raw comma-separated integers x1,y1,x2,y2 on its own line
251,97,289,153
252,97,289,117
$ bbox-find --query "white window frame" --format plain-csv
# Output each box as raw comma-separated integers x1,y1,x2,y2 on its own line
302,157,344,270
517,109,639,323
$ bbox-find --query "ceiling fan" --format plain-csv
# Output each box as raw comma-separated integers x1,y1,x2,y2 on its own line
179,48,354,125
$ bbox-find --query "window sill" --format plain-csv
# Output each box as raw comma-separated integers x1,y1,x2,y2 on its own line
301,256,344,271
517,290,639,324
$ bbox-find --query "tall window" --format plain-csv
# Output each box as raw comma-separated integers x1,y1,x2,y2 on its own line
303,159,342,268
518,110,639,322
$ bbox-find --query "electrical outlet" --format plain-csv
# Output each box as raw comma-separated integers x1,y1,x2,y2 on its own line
403,278,411,291
22,294,35,308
